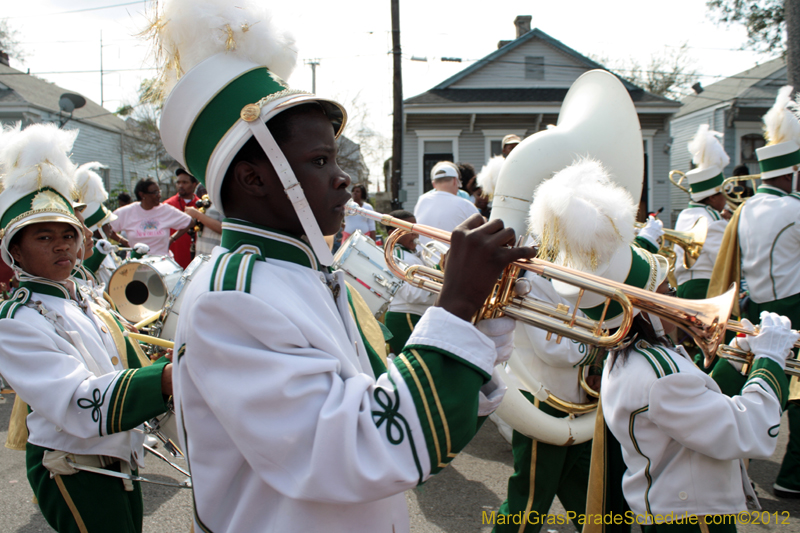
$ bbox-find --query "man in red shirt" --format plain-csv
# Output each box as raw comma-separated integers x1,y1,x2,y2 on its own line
164,168,200,268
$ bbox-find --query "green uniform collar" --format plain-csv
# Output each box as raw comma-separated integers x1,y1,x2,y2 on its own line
18,278,74,300
220,219,324,271
757,185,787,197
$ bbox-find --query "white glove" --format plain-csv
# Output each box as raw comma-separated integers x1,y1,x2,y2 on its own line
637,216,664,249
749,312,799,369
96,239,114,255
476,316,516,365
477,368,508,416
133,243,150,255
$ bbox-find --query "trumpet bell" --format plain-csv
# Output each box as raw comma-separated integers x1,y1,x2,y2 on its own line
489,70,644,237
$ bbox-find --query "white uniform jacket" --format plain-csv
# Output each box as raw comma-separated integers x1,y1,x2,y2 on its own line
0,277,168,464
414,190,479,245
387,244,436,316
674,203,727,286
602,340,787,518
513,272,592,404
739,186,800,303
173,220,503,533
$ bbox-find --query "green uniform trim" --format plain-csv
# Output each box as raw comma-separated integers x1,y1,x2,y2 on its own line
633,341,680,378
689,171,724,194
769,222,796,299
677,279,709,300
756,185,787,197
0,287,31,319
385,311,422,355
746,357,789,409
219,219,321,271
687,202,722,221
393,347,484,476
633,235,659,254
83,205,111,229
708,357,747,397
628,405,654,516
0,187,76,231
583,246,652,321
104,361,169,436
18,279,71,300
81,248,106,274
210,251,260,293
759,150,800,174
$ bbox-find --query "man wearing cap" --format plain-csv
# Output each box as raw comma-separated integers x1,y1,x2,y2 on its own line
720,86,800,499
0,123,173,533
164,168,200,268
414,161,480,245
674,125,729,301
148,2,533,532
502,134,521,157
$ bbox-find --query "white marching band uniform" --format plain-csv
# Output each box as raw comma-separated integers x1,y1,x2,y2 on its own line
674,203,727,286
386,244,436,317
173,221,506,533
602,340,783,517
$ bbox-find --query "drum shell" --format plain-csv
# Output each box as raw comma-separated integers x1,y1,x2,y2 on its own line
160,254,212,342
109,257,183,323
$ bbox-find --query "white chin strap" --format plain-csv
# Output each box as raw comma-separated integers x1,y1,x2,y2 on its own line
793,169,798,193
647,313,665,338
245,120,334,267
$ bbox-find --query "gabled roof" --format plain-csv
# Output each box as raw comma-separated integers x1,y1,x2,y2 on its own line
406,27,677,109
0,63,129,133
674,57,786,119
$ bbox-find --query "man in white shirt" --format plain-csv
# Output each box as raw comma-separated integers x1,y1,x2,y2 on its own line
414,161,480,245
111,178,193,257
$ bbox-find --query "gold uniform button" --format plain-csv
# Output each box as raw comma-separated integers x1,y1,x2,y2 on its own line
111,357,120,366
101,326,108,333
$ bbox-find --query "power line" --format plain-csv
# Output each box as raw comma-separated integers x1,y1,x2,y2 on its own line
7,1,145,18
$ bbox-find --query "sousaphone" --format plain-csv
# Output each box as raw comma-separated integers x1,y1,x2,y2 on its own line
491,69,644,446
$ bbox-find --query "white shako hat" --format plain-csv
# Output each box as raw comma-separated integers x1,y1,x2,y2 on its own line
150,0,347,266
74,162,116,231
756,86,800,181
528,159,668,329
0,123,84,268
684,124,729,202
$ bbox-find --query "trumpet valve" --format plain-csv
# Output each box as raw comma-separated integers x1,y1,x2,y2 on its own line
514,278,532,297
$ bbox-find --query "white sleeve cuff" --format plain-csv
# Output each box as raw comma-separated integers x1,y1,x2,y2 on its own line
406,306,496,377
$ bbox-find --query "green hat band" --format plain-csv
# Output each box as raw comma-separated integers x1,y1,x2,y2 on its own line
184,67,295,185
759,150,800,174
582,247,651,322
84,205,109,229
690,172,724,194
1,187,75,233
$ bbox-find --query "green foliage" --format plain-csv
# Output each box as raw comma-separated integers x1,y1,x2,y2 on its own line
707,0,785,53
0,19,25,62
105,185,131,212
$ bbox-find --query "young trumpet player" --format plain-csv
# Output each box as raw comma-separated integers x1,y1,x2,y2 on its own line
0,123,173,533
535,159,796,532
150,1,535,531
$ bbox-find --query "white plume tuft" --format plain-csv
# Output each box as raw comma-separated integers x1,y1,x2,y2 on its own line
0,122,78,200
687,124,729,170
476,155,505,198
74,162,108,204
147,0,298,100
764,86,800,146
528,158,636,271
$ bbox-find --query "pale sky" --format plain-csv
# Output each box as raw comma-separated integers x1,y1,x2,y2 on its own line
4,0,777,184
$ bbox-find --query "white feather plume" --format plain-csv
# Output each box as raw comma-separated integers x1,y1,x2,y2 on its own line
74,162,108,204
528,158,637,271
687,124,729,171
476,155,505,198
147,0,298,100
0,122,77,201
764,86,800,146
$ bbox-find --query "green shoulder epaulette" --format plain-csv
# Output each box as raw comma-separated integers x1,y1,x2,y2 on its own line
0,288,31,320
633,340,680,378
209,252,263,293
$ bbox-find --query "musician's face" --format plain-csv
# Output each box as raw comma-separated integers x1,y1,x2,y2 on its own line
9,222,79,281
252,109,351,236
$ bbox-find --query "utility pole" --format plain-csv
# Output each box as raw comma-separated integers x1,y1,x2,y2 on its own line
391,0,403,209
100,31,104,107
305,59,320,93
786,0,800,91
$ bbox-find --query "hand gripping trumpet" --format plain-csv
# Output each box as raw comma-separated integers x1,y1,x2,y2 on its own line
346,203,739,356
717,322,800,377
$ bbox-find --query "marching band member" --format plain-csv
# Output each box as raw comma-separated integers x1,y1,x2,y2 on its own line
542,159,796,531
0,122,172,533
711,86,800,499
674,125,729,301
148,1,531,531
382,210,436,355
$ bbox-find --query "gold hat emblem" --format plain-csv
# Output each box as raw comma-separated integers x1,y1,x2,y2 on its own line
31,190,71,213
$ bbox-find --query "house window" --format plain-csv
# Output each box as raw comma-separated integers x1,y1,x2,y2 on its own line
525,56,545,80
423,140,453,193
740,133,765,174
490,140,503,157
100,167,111,191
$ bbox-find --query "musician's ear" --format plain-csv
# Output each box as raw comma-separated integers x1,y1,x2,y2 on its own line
230,159,274,197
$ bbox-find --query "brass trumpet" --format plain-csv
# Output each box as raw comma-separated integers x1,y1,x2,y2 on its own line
635,217,707,287
722,175,759,205
347,204,737,357
669,170,690,194
717,321,800,377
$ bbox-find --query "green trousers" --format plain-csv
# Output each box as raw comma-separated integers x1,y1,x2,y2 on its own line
494,402,591,533
677,279,709,300
744,293,800,491
384,311,422,355
27,443,143,533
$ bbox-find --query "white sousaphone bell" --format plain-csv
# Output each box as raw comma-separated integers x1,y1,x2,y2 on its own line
491,70,644,446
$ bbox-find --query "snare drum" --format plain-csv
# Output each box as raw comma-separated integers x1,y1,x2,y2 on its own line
159,254,211,342
332,230,404,317
108,257,183,323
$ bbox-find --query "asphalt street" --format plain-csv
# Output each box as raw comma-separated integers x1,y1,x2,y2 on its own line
0,393,799,533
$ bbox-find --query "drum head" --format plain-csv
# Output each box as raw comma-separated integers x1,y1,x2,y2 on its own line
109,258,182,323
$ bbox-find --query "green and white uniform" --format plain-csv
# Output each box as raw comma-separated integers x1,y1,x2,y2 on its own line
384,243,436,354
674,203,727,300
